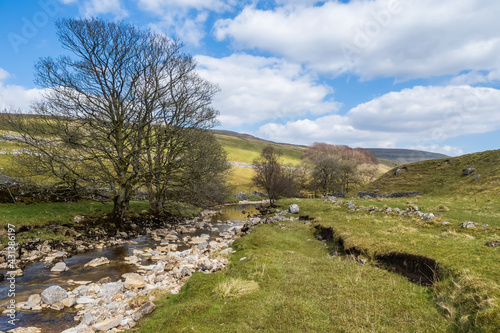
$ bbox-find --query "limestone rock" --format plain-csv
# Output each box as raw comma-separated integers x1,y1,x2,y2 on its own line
132,301,156,321
41,285,68,305
288,204,300,214
51,262,69,272
84,257,110,268
62,297,76,307
92,315,123,331
124,273,146,289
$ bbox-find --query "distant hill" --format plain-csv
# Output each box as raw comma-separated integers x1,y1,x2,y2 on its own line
365,148,449,163
212,129,449,164
366,149,500,196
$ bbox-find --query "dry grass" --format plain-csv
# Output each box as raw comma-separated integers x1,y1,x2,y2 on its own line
213,278,259,298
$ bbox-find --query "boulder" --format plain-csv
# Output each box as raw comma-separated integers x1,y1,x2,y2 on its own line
288,204,300,214
41,285,68,305
132,301,156,321
51,262,69,272
124,273,146,289
84,257,110,268
92,315,123,332
461,221,478,229
486,240,499,247
462,168,476,175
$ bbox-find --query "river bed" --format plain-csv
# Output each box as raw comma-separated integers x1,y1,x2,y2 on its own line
0,204,257,332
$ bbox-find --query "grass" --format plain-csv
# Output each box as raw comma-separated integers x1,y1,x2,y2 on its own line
0,200,149,228
286,198,500,331
355,195,500,228
368,149,500,197
215,134,303,165
133,215,448,333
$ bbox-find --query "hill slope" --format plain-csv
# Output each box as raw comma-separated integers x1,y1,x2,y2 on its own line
366,149,500,196
364,148,449,163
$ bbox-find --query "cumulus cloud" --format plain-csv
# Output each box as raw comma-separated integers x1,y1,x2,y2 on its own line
137,0,234,46
257,85,500,155
195,54,341,127
0,68,44,112
215,0,500,80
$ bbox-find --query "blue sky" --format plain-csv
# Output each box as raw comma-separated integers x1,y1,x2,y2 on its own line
1,0,500,156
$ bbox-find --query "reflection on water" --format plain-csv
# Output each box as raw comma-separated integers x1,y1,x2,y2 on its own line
0,204,258,331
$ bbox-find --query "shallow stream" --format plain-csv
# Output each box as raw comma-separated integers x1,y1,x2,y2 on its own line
0,204,257,332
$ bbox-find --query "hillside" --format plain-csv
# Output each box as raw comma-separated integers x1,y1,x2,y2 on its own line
212,129,449,164
364,148,449,163
366,149,500,196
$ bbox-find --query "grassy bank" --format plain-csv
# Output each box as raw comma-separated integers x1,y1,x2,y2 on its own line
133,205,449,332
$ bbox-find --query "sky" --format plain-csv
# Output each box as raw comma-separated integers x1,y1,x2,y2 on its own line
1,0,500,156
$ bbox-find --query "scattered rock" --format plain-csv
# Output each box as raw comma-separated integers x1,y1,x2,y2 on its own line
460,221,478,229
474,174,481,180
486,241,499,247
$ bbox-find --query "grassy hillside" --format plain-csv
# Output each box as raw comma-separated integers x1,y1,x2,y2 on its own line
366,149,500,196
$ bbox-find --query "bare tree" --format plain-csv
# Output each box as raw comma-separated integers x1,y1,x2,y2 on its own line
252,146,295,206
304,142,374,195
7,18,220,225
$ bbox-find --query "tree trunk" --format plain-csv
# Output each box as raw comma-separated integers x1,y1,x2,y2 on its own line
111,184,131,228
149,194,164,216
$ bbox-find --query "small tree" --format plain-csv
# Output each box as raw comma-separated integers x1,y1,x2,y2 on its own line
252,146,295,206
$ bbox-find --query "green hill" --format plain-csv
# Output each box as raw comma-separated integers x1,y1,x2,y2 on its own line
366,149,500,196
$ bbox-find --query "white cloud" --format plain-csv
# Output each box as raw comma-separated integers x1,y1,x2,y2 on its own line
195,54,341,127
137,0,234,46
257,85,500,155
0,69,44,112
82,0,128,18
450,70,500,86
215,0,500,80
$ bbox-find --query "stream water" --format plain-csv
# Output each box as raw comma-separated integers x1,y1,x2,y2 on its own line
0,204,257,332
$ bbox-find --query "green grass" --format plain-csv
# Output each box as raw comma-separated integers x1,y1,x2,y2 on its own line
286,198,500,331
368,149,500,196
216,134,303,165
355,195,500,228
0,200,150,228
133,215,448,332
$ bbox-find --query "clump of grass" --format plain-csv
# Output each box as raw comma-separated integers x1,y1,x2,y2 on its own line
436,204,450,212
129,295,149,309
435,271,500,332
213,278,259,299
